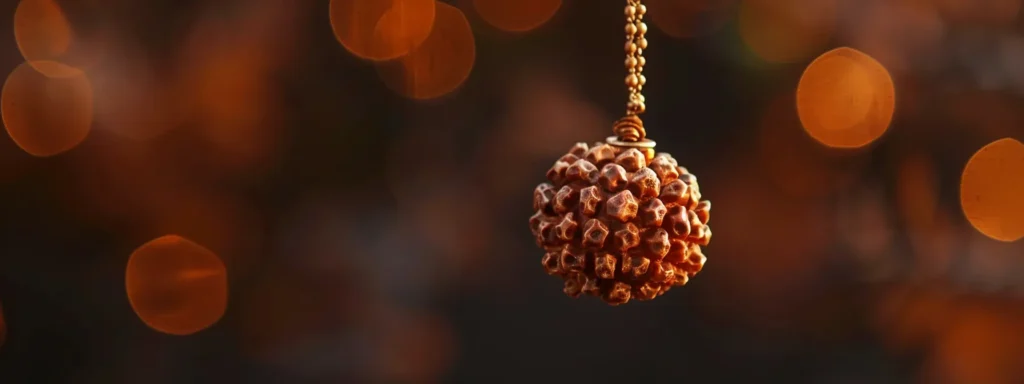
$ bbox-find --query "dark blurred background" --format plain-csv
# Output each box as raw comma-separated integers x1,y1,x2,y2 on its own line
0,0,1022,383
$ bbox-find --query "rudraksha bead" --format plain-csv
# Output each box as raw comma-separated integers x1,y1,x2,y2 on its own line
530,142,711,305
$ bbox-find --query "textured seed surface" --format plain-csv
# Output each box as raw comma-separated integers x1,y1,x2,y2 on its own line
529,142,711,305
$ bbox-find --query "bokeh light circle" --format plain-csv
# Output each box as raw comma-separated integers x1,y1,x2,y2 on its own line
13,0,79,78
329,0,436,61
1,61,92,157
959,138,1024,242
126,235,228,335
796,47,895,148
472,0,562,32
376,2,476,100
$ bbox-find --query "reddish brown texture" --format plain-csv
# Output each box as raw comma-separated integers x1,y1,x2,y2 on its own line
530,142,711,305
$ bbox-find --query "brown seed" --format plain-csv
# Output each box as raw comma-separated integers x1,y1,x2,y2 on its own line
533,143,711,305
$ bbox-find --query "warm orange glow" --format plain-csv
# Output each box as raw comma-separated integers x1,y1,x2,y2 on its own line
126,235,228,336
960,138,1024,242
330,0,436,61
696,157,833,331
13,0,77,77
1,61,92,157
936,0,1021,26
180,34,280,172
874,287,954,354
757,93,862,198
926,304,1024,384
738,0,837,63
796,47,895,148
647,0,735,38
897,153,938,232
377,2,475,99
945,91,1020,139
89,58,179,142
472,0,562,32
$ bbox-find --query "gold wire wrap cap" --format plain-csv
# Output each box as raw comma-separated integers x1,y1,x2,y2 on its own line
613,115,647,142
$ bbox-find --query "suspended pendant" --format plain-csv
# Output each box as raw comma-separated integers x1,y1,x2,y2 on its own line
528,0,711,305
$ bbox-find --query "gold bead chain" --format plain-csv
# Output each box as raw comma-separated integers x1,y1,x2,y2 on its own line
624,0,647,116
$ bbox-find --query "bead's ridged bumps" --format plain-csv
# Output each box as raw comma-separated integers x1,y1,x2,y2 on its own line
639,198,667,227
629,168,661,199
606,190,639,222
599,163,629,192
582,219,610,249
585,144,617,166
615,148,647,172
649,154,679,182
566,159,599,183
532,143,711,305
579,186,603,217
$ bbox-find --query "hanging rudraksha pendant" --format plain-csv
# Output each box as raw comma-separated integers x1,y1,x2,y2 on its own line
530,0,710,305
529,122,711,305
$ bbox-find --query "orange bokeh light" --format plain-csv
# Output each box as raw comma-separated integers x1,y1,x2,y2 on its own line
126,235,228,336
1,61,92,157
960,138,1024,242
647,0,735,39
376,2,475,99
738,0,837,63
472,0,562,32
330,0,436,61
796,47,895,148
13,0,76,78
